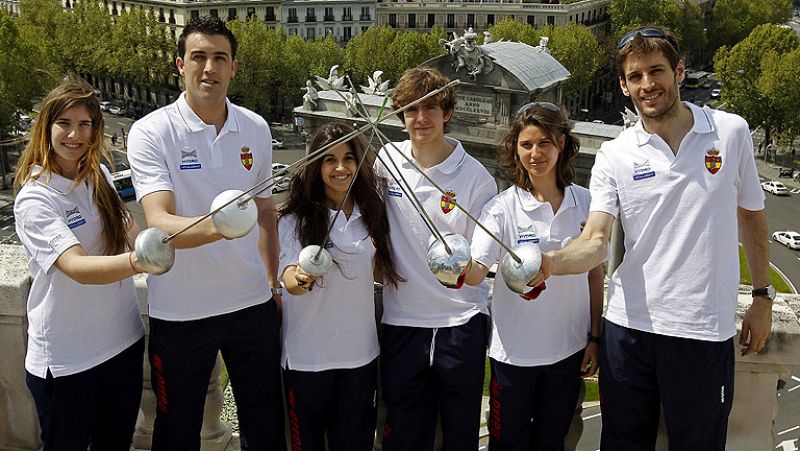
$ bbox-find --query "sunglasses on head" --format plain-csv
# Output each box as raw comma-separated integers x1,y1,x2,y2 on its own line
516,101,560,115
617,27,678,50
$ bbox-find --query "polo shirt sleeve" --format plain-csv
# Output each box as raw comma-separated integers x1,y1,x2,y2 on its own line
127,122,173,202
734,122,765,211
589,144,620,217
278,215,302,279
14,193,80,274
464,174,499,240
471,195,504,269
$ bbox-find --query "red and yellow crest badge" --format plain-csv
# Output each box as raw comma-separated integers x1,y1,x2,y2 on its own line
704,147,722,175
441,190,457,214
240,146,253,171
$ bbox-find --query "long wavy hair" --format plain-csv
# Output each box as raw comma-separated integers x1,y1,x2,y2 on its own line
498,103,579,194
280,122,403,287
14,78,130,255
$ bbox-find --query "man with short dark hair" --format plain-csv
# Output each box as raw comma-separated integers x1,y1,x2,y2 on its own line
127,16,283,450
533,26,773,449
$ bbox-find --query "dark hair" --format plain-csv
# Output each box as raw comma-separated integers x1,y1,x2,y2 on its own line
616,26,681,79
391,67,457,123
279,123,403,287
14,78,131,255
178,16,238,60
498,102,578,193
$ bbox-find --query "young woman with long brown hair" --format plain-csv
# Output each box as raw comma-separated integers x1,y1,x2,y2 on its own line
14,79,147,450
278,122,401,451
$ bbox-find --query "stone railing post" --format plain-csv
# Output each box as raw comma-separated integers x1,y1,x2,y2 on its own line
0,245,40,451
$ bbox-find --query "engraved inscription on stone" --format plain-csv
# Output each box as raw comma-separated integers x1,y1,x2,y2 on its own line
455,94,494,117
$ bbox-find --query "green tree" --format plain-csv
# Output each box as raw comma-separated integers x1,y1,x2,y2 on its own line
710,0,793,50
17,0,69,67
714,24,800,146
385,30,444,84
344,26,397,84
610,0,706,53
108,8,172,91
0,11,57,187
61,0,114,76
487,18,537,43
758,48,800,142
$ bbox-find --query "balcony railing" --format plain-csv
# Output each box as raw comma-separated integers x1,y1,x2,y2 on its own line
287,16,298,23
305,15,316,22
324,14,334,21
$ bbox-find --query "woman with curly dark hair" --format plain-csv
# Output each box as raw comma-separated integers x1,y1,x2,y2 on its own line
464,102,604,450
278,122,401,451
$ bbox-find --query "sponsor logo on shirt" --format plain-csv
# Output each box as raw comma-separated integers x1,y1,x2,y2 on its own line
705,147,722,175
517,224,539,244
324,240,334,249
441,190,457,214
632,160,655,181
240,145,253,171
387,184,403,197
65,206,86,229
179,149,201,170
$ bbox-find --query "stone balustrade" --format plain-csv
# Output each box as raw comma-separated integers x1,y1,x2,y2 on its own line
1,242,799,450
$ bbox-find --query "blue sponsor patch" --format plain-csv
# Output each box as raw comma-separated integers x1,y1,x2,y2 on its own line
388,187,403,197
180,163,202,170
324,241,334,249
633,171,655,181
68,219,86,229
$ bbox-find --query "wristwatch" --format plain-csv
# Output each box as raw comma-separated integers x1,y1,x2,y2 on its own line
270,287,283,297
751,285,775,301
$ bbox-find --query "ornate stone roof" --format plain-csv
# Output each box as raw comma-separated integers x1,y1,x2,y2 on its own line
479,41,570,92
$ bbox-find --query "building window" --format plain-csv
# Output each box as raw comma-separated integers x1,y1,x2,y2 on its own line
306,8,316,22
342,7,352,21
446,13,455,28
389,13,397,27
190,9,199,19
228,8,236,21
408,13,416,28
527,15,536,26
289,28,298,35
343,26,352,41
324,7,333,22
360,7,370,21
307,27,315,40
288,8,297,23
547,15,554,25
208,8,216,17
169,9,175,24
362,26,369,33
265,7,275,21
428,13,435,27
325,26,334,38
247,7,255,20
487,14,495,25
158,7,164,22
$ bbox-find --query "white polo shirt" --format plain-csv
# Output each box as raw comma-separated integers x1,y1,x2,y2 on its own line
14,166,144,378
278,209,379,371
590,102,764,341
473,185,593,366
376,138,497,327
127,93,273,320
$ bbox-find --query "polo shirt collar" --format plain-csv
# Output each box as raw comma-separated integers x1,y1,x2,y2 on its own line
329,204,362,222
31,165,77,194
401,137,466,175
632,101,715,146
175,92,240,134
516,184,578,213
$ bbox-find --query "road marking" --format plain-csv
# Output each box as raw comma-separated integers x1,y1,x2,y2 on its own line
776,438,798,451
583,412,602,420
791,189,800,194
780,426,800,436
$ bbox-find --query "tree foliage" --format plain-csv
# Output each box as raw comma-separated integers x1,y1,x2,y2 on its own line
710,0,793,50
488,19,604,95
714,24,800,143
610,0,706,53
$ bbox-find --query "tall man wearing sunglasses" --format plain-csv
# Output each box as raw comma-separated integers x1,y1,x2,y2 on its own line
532,26,772,449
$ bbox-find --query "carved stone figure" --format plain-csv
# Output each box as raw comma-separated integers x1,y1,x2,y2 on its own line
360,70,392,96
302,80,318,111
438,27,494,80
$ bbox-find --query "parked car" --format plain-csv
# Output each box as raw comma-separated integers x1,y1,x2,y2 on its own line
124,109,143,120
99,101,112,112
272,163,291,193
271,138,285,149
772,230,800,250
778,167,793,178
761,180,789,195
108,105,126,116
710,88,721,99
